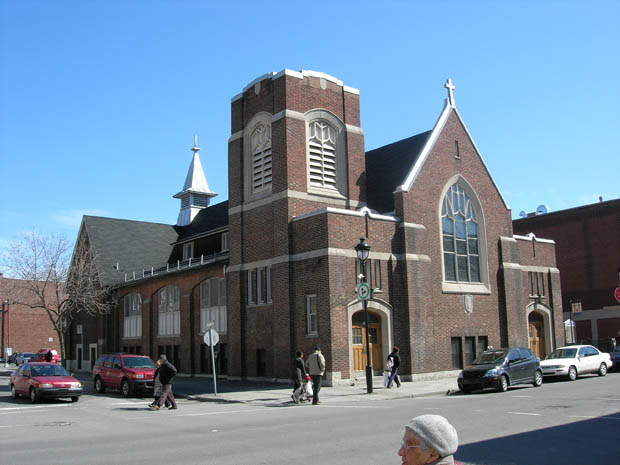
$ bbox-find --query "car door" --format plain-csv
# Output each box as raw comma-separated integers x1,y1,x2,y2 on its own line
577,347,595,373
16,365,31,395
584,346,601,373
506,349,524,382
519,348,537,381
110,356,123,389
101,356,114,386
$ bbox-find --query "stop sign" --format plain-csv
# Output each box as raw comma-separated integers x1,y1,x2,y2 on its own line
615,287,620,304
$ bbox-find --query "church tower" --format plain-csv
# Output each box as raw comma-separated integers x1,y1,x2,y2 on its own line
173,135,217,226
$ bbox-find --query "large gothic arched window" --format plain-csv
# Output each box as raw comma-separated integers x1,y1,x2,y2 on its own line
441,183,481,283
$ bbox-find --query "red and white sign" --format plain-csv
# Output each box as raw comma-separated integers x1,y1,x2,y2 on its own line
615,287,620,304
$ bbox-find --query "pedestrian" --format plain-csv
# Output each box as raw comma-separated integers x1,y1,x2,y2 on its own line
398,414,459,465
386,346,401,388
45,350,53,363
150,354,177,410
291,350,307,404
305,347,325,405
150,366,171,409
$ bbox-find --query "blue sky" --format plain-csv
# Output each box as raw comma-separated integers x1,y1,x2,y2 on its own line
1,1,618,253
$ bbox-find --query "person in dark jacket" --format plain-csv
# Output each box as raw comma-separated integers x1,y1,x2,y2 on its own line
387,346,401,388
150,367,171,409
150,355,177,410
45,350,53,363
291,351,307,404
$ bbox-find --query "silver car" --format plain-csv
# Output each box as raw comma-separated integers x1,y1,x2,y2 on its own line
15,352,35,366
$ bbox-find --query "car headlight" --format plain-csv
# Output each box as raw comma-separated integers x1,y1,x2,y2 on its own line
39,383,54,388
458,372,464,379
71,382,82,388
483,369,498,377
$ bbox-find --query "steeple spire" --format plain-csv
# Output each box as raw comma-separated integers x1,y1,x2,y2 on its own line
173,135,217,226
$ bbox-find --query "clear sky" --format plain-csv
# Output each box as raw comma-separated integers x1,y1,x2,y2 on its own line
1,1,618,254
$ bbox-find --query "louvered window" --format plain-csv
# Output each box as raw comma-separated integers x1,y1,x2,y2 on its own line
251,123,272,193
308,121,337,190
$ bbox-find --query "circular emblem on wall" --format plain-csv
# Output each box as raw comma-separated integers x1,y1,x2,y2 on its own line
463,294,474,314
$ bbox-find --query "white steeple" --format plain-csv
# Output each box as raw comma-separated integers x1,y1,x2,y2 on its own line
173,135,217,226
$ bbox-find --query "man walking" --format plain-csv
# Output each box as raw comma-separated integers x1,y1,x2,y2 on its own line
291,351,307,404
387,346,401,388
150,354,177,410
305,347,325,405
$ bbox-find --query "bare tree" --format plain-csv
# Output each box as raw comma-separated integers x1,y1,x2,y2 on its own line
2,231,113,362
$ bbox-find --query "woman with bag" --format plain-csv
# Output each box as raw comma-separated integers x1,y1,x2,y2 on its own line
386,346,401,388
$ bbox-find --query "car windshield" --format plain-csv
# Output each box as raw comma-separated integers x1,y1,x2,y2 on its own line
31,365,71,377
22,353,35,358
123,357,156,369
546,348,578,359
472,350,507,365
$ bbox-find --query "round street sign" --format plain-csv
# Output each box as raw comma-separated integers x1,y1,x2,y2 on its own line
615,287,620,304
203,328,220,347
356,282,371,301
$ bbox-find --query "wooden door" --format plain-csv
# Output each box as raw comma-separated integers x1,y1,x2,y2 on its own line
352,316,383,373
528,312,545,359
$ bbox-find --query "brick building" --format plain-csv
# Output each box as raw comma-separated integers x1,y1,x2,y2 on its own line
513,198,620,350
67,70,564,384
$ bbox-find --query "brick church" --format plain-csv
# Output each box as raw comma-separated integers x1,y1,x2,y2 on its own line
67,70,565,384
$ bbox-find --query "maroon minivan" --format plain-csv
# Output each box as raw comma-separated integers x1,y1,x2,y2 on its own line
93,353,156,397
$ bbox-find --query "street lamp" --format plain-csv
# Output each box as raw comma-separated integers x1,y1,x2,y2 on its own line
1,300,9,366
355,237,373,394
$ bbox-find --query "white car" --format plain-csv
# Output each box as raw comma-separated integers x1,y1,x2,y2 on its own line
540,345,613,381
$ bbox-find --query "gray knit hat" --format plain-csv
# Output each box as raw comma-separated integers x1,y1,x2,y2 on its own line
405,414,458,457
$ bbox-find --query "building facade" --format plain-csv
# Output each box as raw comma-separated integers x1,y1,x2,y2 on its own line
68,70,564,384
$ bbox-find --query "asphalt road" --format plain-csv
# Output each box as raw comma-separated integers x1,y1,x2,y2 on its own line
1,371,619,465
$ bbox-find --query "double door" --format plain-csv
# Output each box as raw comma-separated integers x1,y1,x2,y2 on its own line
352,322,382,373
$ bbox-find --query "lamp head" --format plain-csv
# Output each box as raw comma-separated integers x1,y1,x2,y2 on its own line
355,237,371,262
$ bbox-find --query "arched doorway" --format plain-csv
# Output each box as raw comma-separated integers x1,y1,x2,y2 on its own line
528,311,546,360
352,311,383,373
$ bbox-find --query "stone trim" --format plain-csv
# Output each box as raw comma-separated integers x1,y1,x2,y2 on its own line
441,282,491,295
228,190,366,215
502,263,560,274
400,222,427,230
292,206,399,223
228,130,243,143
513,233,555,244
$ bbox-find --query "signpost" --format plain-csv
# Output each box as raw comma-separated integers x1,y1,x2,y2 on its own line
203,325,219,396
356,282,371,301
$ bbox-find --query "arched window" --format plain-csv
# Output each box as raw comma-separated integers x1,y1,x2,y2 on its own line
441,183,481,283
158,285,180,336
200,278,227,334
123,293,141,338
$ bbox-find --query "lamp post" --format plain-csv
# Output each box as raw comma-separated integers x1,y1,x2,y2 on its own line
355,237,373,394
1,300,8,365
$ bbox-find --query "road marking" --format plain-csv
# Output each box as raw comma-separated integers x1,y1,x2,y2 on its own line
184,408,266,416
423,407,440,410
0,404,70,412
318,405,388,409
506,411,541,416
511,395,532,398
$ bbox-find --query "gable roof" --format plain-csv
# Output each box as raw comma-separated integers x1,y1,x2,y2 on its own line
365,131,432,213
175,200,229,242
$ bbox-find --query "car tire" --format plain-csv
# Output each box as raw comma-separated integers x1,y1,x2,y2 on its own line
30,388,39,404
10,384,19,399
94,376,105,393
532,370,543,387
497,375,509,392
567,366,578,381
121,379,132,398
71,396,79,403
598,363,607,377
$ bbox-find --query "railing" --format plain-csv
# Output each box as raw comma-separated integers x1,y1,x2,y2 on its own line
123,251,228,283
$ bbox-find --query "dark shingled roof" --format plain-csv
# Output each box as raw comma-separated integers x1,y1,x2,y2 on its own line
83,216,178,287
365,130,432,213
175,200,229,242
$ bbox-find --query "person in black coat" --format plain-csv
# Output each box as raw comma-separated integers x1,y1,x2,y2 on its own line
387,346,401,388
291,351,307,404
45,350,53,363
150,367,171,409
150,355,177,410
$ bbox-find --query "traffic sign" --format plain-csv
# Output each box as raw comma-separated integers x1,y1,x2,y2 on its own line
615,287,620,304
203,328,220,347
356,282,371,301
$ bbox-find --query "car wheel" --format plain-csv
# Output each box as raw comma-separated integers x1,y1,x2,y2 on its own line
567,366,578,381
533,370,543,387
497,375,509,392
598,363,608,377
10,384,19,399
71,396,79,403
29,388,39,404
121,379,132,398
94,376,105,393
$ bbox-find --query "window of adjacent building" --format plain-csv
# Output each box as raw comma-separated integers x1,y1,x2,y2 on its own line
464,336,476,366
158,285,180,336
183,242,194,261
123,293,142,338
221,232,229,252
250,122,272,194
373,259,381,290
477,336,488,355
266,267,272,303
306,295,318,335
247,270,254,305
200,277,227,334
451,337,463,369
441,183,481,283
529,271,545,297
257,268,264,304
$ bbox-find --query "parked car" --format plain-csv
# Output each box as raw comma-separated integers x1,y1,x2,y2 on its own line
610,347,620,371
539,345,613,380
10,362,82,403
32,348,60,363
15,352,35,365
93,353,157,397
458,347,543,393
8,352,21,364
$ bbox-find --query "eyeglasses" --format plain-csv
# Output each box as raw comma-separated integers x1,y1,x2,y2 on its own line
400,441,423,451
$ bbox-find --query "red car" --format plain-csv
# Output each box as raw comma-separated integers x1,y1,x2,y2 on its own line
10,362,83,403
93,353,157,397
32,348,60,363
